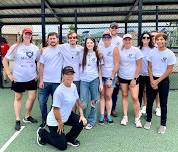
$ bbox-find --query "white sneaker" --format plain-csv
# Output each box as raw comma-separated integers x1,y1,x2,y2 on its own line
139,110,142,118
155,107,161,117
144,121,151,130
135,117,142,128
158,125,166,134
84,124,93,130
141,106,146,114
120,116,128,126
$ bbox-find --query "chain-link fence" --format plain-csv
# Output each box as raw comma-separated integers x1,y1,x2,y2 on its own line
1,6,178,89
1,23,178,89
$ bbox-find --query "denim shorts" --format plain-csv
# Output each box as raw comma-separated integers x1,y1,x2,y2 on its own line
102,77,117,88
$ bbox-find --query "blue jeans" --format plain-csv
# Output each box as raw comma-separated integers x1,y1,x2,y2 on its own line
80,78,99,126
38,82,60,122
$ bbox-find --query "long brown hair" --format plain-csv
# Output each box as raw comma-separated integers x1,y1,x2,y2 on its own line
82,37,100,72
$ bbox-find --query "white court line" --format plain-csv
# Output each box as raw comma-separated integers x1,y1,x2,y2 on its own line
0,126,25,152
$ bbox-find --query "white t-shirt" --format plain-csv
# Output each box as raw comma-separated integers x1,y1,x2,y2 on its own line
147,47,177,77
5,43,40,82
80,51,99,82
59,43,83,81
39,46,63,83
100,44,116,78
140,47,153,76
98,35,123,49
47,83,79,126
119,46,143,80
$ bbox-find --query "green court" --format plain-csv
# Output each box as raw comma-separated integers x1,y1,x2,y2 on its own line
0,89,178,152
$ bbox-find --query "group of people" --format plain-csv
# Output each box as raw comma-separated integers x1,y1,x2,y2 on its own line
2,22,177,150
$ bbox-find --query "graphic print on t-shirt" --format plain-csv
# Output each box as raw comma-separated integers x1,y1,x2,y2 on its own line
161,57,167,62
26,51,33,58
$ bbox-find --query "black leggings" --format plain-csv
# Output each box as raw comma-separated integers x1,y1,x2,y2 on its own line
138,75,149,107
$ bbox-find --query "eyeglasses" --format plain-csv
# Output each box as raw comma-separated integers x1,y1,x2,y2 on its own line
111,26,118,29
68,36,77,39
142,37,150,39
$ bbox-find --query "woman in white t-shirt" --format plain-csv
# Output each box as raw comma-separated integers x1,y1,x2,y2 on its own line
36,66,87,150
2,27,40,131
144,32,177,134
118,33,143,128
138,32,154,115
99,33,119,124
80,37,103,129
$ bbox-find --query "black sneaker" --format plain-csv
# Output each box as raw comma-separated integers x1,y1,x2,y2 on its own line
36,127,46,146
23,116,38,123
40,121,46,128
98,120,104,125
67,139,80,147
15,120,21,131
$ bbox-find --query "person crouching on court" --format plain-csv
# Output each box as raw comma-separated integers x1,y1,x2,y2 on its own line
36,66,87,150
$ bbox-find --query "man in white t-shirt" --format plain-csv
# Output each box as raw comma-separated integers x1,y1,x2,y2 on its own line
58,32,83,94
98,22,122,117
38,32,63,127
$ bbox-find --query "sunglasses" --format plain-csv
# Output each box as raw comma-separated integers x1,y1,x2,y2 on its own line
102,36,112,40
111,26,118,29
68,36,77,39
142,37,150,39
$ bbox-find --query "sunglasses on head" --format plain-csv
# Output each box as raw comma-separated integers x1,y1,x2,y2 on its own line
111,26,118,29
68,36,77,39
142,36,150,39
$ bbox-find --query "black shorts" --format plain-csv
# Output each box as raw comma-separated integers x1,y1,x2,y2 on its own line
118,77,139,85
11,79,37,93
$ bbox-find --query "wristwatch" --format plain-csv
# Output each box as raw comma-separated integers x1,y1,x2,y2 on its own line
134,77,137,81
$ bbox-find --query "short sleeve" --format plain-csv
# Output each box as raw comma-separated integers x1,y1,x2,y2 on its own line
74,84,79,100
135,48,143,60
5,44,18,60
79,51,84,65
36,49,41,61
168,51,177,65
39,51,45,64
52,87,63,108
147,50,153,62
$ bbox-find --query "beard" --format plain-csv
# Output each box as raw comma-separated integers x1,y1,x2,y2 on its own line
50,42,57,47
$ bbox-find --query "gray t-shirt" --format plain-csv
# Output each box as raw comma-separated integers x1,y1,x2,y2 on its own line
5,43,40,82
47,83,79,126
39,46,63,83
